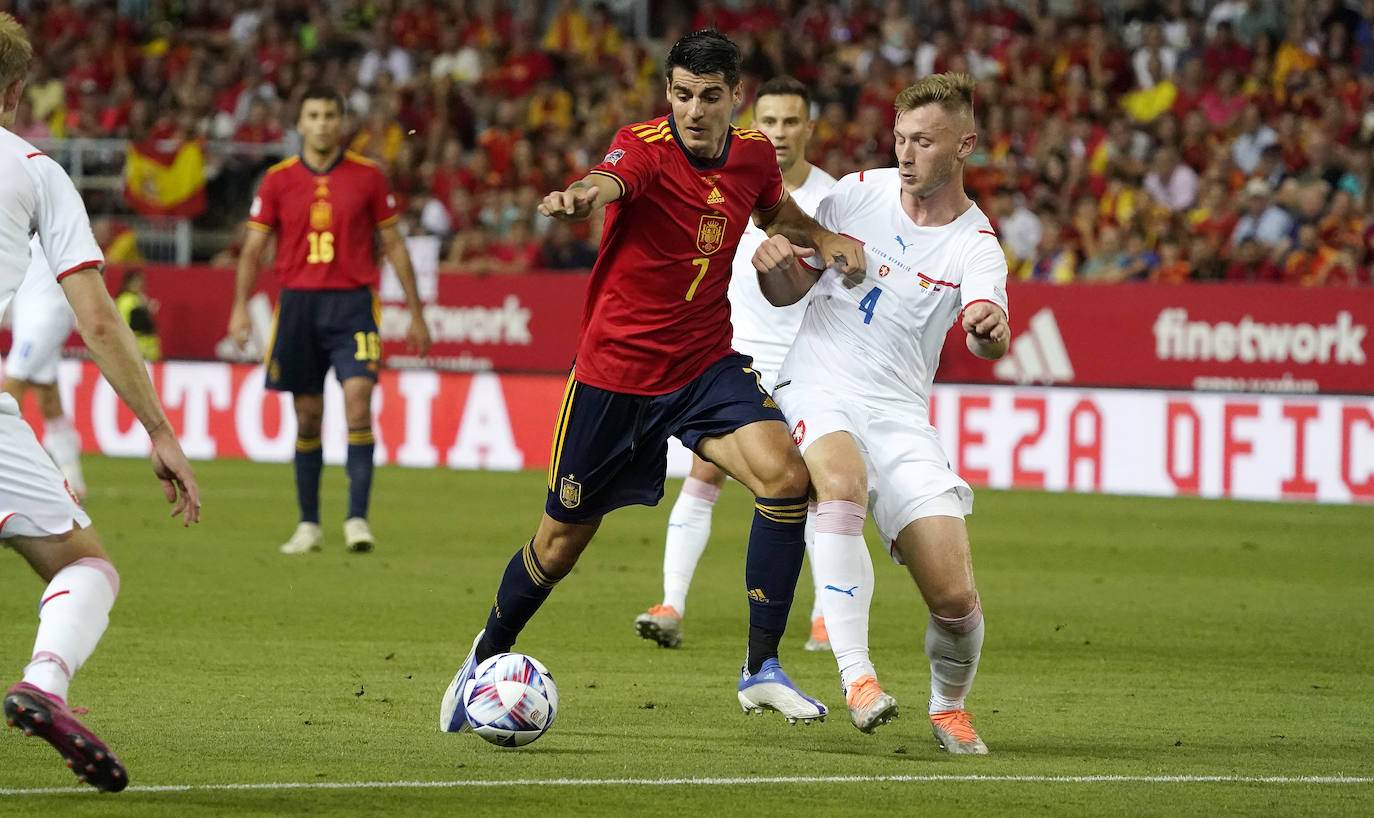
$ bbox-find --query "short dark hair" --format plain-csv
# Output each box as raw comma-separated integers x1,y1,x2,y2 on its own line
664,30,742,87
299,86,346,117
756,75,810,109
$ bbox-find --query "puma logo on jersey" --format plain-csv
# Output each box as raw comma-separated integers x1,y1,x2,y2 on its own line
894,235,910,253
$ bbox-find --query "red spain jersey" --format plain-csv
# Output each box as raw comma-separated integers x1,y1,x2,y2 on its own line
247,151,399,290
578,116,786,394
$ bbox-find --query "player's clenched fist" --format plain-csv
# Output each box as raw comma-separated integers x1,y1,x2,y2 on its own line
818,232,866,288
962,301,1010,344
752,233,814,277
539,185,601,221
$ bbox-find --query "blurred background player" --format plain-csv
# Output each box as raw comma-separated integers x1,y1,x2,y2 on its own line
633,75,837,652
229,86,431,555
441,31,864,734
2,236,86,499
755,74,1009,751
1,11,200,792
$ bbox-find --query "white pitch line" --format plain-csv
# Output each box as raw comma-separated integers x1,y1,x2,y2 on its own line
1,774,1371,796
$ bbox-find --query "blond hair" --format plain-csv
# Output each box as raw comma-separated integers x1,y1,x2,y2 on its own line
0,12,33,89
894,73,976,121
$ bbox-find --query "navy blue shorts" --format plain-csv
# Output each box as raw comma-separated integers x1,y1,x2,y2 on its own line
544,352,788,523
265,288,381,394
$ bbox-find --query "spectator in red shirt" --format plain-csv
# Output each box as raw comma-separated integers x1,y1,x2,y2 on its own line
976,0,1026,40
478,100,522,176
487,26,554,99
1203,21,1252,74
692,0,740,34
233,99,284,144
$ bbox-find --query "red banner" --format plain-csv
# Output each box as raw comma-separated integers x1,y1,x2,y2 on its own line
7,273,1371,394
939,283,1374,395
2,267,589,374
21,361,1374,505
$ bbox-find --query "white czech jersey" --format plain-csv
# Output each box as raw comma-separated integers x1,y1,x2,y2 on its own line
779,168,1009,419
0,127,103,316
4,236,76,384
729,164,836,386
0,129,98,538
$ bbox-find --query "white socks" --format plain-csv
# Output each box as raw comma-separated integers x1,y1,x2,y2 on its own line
23,558,120,702
43,415,84,495
804,504,824,622
660,477,720,614
811,500,873,689
926,596,984,714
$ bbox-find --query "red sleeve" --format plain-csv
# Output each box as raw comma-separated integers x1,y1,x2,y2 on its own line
753,145,785,212
370,168,400,228
587,124,663,201
247,170,278,232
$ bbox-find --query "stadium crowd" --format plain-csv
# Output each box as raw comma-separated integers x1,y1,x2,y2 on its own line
6,0,1374,285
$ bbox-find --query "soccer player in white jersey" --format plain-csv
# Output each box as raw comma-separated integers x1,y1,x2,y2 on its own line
0,13,201,792
3,236,86,498
634,76,838,651
754,73,1010,751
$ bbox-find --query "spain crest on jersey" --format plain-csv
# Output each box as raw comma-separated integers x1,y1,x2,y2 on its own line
559,475,582,509
310,200,332,231
696,214,728,255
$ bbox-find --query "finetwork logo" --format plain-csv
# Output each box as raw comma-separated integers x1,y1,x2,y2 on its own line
379,295,532,345
992,308,1075,385
1152,309,1367,365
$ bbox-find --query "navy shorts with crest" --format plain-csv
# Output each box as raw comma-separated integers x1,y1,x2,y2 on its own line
264,287,381,394
544,352,787,523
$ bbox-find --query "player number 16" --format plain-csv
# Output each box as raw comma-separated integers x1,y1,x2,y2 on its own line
307,231,335,264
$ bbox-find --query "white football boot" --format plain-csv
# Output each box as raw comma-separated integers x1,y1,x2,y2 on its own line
279,522,323,555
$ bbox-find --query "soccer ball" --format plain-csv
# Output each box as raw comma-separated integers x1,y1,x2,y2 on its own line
463,653,559,747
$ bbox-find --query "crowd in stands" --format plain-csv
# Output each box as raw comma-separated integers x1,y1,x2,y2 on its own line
7,0,1374,285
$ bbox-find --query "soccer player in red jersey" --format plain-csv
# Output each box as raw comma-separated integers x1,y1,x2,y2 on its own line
228,86,431,556
441,31,865,732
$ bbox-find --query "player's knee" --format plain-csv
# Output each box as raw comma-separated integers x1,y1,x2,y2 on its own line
928,587,979,621
343,401,373,430
295,407,324,437
757,452,810,499
811,467,867,505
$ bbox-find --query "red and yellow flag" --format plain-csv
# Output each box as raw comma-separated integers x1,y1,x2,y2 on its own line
123,139,206,217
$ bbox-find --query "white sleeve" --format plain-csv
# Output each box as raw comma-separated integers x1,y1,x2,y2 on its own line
33,156,103,279
960,232,1010,321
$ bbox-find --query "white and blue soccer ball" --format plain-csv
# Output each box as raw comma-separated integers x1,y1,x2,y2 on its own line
463,653,559,747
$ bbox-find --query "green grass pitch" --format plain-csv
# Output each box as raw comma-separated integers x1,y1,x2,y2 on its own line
1,456,1371,816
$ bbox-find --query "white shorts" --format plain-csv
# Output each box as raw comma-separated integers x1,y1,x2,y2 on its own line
774,381,973,552
0,394,90,538
5,268,73,384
